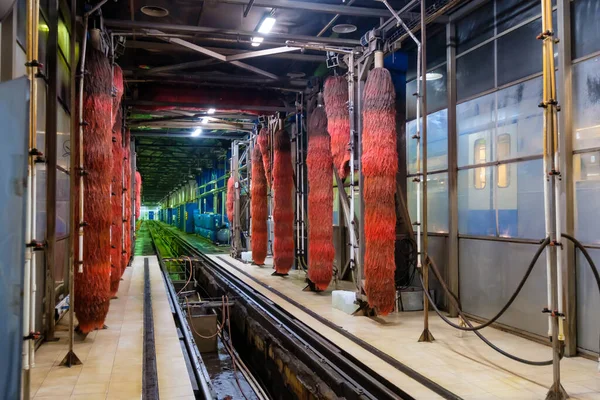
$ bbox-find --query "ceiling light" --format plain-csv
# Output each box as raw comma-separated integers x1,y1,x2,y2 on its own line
251,36,264,47
191,128,202,137
332,24,357,34
419,72,443,81
258,17,276,34
140,6,169,17
207,108,216,114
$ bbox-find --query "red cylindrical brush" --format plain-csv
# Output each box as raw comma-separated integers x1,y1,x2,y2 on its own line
272,128,295,275
251,145,268,265
324,76,351,180
122,129,132,275
135,171,142,220
110,109,123,297
362,67,398,316
226,175,235,225
307,106,334,290
257,126,272,186
74,48,113,334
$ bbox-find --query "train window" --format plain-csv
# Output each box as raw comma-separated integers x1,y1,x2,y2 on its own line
474,139,486,189
497,134,511,188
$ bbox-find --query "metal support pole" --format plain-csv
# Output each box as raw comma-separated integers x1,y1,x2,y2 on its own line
44,0,59,342
418,0,434,343
556,0,577,358
446,22,459,318
347,53,358,285
231,141,242,258
540,0,567,397
59,0,81,369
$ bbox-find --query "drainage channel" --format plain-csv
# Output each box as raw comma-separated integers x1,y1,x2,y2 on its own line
148,221,422,400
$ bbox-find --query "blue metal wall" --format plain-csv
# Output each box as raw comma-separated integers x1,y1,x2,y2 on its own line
0,78,29,399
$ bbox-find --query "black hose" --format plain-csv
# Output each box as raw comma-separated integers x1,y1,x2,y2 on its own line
420,239,557,366
561,233,600,358
427,237,550,332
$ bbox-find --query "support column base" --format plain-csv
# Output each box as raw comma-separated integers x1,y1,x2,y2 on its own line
59,350,82,368
545,383,569,400
418,328,435,342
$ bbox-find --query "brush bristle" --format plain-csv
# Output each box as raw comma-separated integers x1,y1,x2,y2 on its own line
257,127,272,187
324,76,351,180
307,106,334,290
251,146,268,265
272,128,295,274
74,48,113,334
362,67,398,316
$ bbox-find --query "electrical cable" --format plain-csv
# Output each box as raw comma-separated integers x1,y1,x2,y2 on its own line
426,237,549,332
176,256,193,296
418,272,554,366
419,238,559,366
560,233,600,362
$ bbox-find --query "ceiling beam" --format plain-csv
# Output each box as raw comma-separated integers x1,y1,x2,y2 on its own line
104,20,361,47
218,0,417,18
147,29,279,80
126,100,294,113
126,41,327,62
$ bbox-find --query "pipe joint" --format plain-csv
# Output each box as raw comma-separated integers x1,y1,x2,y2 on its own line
536,30,554,40
26,240,46,250
23,331,41,341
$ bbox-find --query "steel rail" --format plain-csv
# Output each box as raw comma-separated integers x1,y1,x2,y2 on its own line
149,222,461,400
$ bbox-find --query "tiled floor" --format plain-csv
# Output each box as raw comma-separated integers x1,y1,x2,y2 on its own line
30,256,194,400
210,254,600,400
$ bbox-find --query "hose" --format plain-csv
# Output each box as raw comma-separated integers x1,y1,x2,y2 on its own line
427,237,550,332
420,239,557,366
561,233,600,364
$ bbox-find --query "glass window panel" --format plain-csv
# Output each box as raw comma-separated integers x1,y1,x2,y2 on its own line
574,152,600,244
571,0,600,60
456,43,495,101
406,30,447,81
406,66,447,121
497,17,542,86
38,14,49,68
496,77,543,158
406,109,448,174
573,56,600,151
56,170,70,237
57,106,70,170
496,0,540,33
474,139,487,189
406,172,448,233
58,54,71,106
58,17,71,64
497,159,544,239
457,92,495,167
497,135,511,188
456,0,495,54
458,167,495,236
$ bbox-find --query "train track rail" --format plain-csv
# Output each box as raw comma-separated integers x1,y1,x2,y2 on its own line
147,222,461,400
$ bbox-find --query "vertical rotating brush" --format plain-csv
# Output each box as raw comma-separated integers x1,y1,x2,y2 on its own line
74,48,113,334
324,76,351,180
226,175,235,225
251,145,268,265
306,104,335,290
122,130,132,274
135,171,142,220
273,128,295,275
257,126,272,187
362,66,398,315
110,109,123,297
